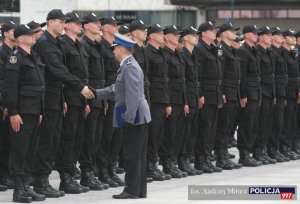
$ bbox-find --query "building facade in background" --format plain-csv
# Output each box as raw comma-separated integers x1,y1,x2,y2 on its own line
0,0,299,31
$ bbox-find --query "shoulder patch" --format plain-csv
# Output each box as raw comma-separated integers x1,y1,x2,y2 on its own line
40,35,47,41
9,55,17,64
125,59,132,66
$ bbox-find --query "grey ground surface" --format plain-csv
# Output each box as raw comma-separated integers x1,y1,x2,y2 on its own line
0,147,299,204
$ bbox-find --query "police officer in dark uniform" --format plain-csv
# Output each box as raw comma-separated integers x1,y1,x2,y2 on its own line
33,9,94,198
268,27,290,162
3,24,46,203
0,21,16,190
214,22,242,170
177,26,202,176
55,12,90,194
129,20,150,104
280,29,300,160
78,12,108,191
98,16,125,187
144,24,172,181
158,25,188,178
293,30,300,154
129,20,155,183
253,26,277,165
193,21,223,173
237,25,262,167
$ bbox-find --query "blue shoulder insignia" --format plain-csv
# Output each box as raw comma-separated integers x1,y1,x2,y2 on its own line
40,35,47,41
125,60,132,66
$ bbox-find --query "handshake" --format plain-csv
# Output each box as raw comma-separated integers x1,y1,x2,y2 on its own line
80,86,97,99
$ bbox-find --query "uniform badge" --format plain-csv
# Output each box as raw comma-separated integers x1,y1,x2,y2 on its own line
9,56,17,64
218,49,223,57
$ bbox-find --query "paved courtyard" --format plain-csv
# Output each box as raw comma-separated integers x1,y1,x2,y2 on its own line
0,147,299,204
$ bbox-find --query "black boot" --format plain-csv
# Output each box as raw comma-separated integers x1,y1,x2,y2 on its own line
238,150,262,167
253,148,269,165
178,156,196,176
261,149,276,164
147,162,166,181
194,156,213,173
59,172,82,194
23,178,46,201
280,146,298,160
98,167,118,187
185,157,203,175
80,170,105,190
0,176,14,189
278,152,290,162
205,157,222,172
223,150,242,169
162,159,182,178
33,176,64,198
268,148,285,163
108,166,125,186
13,177,32,203
215,149,234,170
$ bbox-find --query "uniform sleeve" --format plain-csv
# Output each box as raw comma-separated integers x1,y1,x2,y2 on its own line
124,65,141,124
237,48,248,99
35,41,85,92
3,56,20,116
195,49,204,98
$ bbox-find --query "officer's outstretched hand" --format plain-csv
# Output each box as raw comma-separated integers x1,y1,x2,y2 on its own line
10,114,23,132
81,86,95,99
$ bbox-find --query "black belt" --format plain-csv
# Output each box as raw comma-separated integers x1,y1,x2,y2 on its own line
20,85,45,92
261,74,275,80
151,77,169,83
186,81,200,87
171,78,185,84
223,79,240,85
275,74,288,80
288,77,300,82
203,79,222,86
247,76,261,83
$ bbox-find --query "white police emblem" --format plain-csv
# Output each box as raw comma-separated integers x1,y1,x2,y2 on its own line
75,13,79,18
191,26,197,31
25,24,30,29
230,22,233,26
9,56,17,64
208,21,213,25
140,20,144,25
156,24,161,28
173,25,177,29
276,27,280,30
266,26,270,30
289,29,294,33
218,49,223,57
112,17,116,20
92,13,96,17
254,25,257,29
10,21,15,25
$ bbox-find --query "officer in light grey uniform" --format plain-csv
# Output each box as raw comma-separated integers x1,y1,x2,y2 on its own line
95,33,151,199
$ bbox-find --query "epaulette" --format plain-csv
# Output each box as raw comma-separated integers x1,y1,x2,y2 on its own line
125,59,132,66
